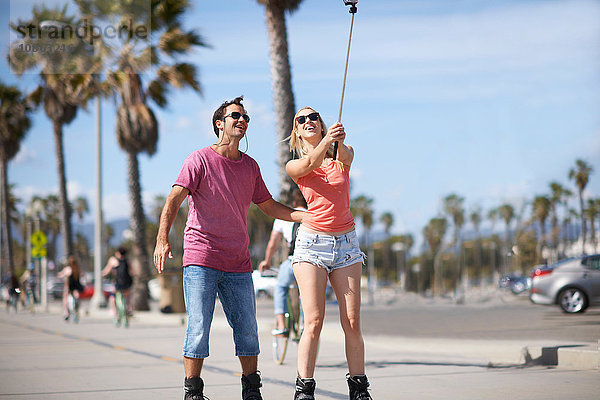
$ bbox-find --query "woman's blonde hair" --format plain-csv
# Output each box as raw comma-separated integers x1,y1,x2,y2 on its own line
288,107,335,159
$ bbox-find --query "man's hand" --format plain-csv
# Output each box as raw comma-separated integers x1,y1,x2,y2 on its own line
153,239,173,274
258,260,270,273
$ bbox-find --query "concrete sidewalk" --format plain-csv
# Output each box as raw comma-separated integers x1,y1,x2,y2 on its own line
0,301,598,399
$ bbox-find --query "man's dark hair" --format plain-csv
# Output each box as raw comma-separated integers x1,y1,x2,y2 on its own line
117,246,128,256
212,96,245,137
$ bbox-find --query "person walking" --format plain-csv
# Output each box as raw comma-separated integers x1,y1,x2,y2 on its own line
286,107,373,400
102,246,133,326
153,96,304,400
258,188,307,335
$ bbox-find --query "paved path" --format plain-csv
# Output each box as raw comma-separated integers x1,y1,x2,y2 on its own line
0,297,598,399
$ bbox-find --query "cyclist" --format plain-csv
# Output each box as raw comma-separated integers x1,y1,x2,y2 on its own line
258,189,306,336
3,272,21,313
19,264,38,311
102,246,133,326
57,256,84,322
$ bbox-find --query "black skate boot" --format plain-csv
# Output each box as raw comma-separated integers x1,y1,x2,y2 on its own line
347,374,373,400
184,376,208,400
241,372,263,400
294,376,316,400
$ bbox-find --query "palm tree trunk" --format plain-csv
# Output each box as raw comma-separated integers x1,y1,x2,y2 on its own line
0,153,14,276
578,190,586,253
126,150,150,311
264,2,296,203
590,215,596,253
53,120,73,260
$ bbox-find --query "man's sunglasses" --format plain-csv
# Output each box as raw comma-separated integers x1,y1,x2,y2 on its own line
224,111,250,123
296,112,319,125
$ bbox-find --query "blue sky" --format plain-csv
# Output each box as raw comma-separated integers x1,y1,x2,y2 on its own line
3,0,600,241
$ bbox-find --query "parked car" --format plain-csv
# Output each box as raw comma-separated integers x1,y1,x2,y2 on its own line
499,273,532,295
252,269,277,298
47,276,64,300
148,278,161,302
530,254,600,313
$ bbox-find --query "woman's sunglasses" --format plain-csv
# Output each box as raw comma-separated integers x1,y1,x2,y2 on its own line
224,111,250,123
296,112,319,125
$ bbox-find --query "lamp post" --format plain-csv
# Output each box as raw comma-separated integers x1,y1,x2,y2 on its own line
90,80,104,309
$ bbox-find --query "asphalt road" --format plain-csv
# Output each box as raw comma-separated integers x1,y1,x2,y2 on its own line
256,291,600,343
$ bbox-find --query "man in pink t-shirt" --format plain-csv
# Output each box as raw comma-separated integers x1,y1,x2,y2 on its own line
153,96,304,400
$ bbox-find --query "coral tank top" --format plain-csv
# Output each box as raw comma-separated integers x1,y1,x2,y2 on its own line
296,161,355,232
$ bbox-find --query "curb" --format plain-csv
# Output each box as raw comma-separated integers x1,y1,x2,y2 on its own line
523,342,599,370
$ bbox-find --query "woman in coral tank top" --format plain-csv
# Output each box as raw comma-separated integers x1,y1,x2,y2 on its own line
286,107,373,400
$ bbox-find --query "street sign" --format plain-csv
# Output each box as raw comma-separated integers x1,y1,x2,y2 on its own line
31,230,47,259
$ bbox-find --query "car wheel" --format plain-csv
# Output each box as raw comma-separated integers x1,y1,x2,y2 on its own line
511,282,525,294
558,288,588,313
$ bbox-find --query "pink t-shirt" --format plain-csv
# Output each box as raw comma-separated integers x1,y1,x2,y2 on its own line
174,147,272,272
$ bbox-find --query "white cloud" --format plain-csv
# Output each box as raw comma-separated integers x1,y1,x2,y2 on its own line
103,193,130,221
13,144,37,165
175,116,193,129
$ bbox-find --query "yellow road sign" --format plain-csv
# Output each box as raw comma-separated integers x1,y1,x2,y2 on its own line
31,230,47,259
31,247,47,258
31,230,47,247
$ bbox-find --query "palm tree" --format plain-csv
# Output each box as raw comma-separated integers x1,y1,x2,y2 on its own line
443,193,465,297
256,0,303,204
549,182,568,260
424,217,447,296
487,208,498,234
380,212,394,236
0,83,33,276
73,196,89,222
469,207,483,286
532,195,551,263
585,199,599,253
558,188,573,255
497,203,514,276
86,0,206,310
351,195,374,303
569,159,593,253
9,5,95,261
380,211,394,278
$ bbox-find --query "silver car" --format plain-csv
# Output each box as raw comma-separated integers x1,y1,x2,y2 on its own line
530,254,600,313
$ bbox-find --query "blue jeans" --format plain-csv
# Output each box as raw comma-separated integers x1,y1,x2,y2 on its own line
182,265,260,359
274,257,295,315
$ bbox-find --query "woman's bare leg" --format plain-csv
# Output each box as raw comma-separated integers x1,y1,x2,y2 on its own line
293,262,328,378
329,262,365,376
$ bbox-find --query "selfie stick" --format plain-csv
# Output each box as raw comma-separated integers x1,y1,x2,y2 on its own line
333,0,358,161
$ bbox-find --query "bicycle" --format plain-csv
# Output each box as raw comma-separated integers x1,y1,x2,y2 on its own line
272,283,302,365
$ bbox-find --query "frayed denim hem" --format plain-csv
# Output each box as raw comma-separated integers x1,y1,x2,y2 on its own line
183,352,208,359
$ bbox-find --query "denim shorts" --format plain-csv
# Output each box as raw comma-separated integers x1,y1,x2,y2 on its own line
292,229,366,273
182,265,259,359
